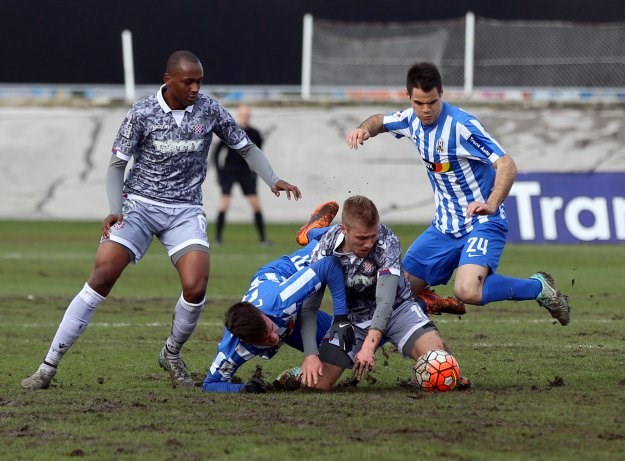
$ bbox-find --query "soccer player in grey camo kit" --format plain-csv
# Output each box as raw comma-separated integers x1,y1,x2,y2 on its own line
21,50,301,390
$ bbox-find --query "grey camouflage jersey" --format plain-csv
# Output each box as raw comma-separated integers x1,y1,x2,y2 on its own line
311,224,413,324
112,85,248,205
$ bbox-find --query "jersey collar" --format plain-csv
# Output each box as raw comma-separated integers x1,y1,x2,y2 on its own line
157,84,195,114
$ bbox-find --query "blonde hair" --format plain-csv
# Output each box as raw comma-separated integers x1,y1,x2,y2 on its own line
342,195,379,228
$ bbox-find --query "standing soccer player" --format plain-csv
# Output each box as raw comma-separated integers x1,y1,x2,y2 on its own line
21,50,301,390
345,62,570,325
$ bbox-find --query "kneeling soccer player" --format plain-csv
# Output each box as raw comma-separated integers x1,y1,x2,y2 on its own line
297,196,462,391
202,206,346,392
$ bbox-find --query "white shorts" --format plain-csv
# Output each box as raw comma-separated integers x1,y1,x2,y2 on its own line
320,299,435,369
104,197,209,263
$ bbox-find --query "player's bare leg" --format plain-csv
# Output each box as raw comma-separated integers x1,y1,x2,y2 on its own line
305,362,345,392
453,263,489,305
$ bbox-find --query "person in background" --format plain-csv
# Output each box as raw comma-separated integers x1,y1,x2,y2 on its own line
212,105,271,246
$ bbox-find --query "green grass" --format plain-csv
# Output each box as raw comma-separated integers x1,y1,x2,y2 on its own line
1,220,625,461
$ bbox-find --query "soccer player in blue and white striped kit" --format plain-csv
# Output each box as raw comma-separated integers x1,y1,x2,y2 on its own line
202,205,347,393
346,62,570,325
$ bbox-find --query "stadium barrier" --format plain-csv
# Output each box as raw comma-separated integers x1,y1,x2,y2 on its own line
301,12,625,103
507,173,625,243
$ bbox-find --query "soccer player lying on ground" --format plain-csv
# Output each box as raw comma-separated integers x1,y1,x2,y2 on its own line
202,204,345,393
297,196,466,392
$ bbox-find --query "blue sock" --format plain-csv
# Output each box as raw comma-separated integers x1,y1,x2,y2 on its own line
307,227,329,242
481,273,542,305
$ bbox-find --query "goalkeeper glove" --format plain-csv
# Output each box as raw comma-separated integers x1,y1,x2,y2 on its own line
330,315,355,352
242,377,267,393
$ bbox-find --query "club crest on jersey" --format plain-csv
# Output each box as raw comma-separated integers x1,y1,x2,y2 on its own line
361,260,376,273
192,124,204,134
436,138,446,153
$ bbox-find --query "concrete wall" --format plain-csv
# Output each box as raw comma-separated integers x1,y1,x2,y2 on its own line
2,104,624,225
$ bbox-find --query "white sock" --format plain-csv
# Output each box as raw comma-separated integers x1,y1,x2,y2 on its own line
165,294,205,354
44,283,105,366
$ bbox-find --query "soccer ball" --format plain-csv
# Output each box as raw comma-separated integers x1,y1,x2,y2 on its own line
413,349,460,392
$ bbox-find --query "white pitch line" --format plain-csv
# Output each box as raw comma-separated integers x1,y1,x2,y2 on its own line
11,321,225,328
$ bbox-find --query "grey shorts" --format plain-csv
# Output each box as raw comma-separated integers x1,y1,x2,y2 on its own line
319,299,436,369
104,197,209,264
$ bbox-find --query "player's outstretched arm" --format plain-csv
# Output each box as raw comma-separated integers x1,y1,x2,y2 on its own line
237,143,302,200
271,179,302,200
346,114,385,149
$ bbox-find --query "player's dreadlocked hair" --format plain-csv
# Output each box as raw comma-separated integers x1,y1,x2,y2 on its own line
342,195,379,228
406,62,443,95
225,301,267,344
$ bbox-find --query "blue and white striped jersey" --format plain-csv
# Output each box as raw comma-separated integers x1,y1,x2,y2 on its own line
202,241,345,393
383,101,508,237
112,85,249,206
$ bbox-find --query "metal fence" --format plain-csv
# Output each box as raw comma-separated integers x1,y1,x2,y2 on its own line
302,12,625,102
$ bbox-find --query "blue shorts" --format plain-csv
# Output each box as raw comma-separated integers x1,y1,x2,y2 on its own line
403,219,508,286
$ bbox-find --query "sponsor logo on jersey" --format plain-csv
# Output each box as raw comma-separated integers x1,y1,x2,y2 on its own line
424,160,451,173
467,134,495,157
148,123,172,132
153,139,205,154
120,119,133,138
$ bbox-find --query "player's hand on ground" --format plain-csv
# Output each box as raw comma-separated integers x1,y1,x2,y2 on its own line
345,128,370,150
101,213,122,239
242,376,267,393
466,201,497,217
271,180,302,200
352,348,375,382
299,354,323,387
329,315,355,352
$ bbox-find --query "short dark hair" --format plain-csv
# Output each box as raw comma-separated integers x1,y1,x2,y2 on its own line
165,50,200,74
224,301,267,344
342,195,379,228
406,62,443,95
